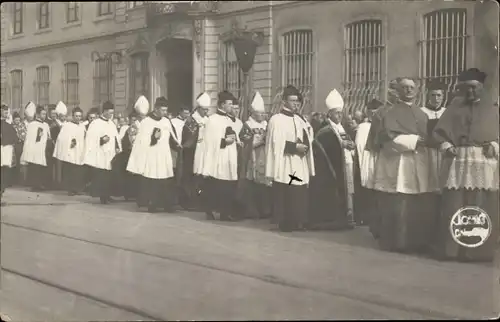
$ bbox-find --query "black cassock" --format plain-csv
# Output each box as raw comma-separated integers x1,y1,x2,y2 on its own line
308,124,352,230
178,117,202,209
111,131,139,199
1,119,18,194
46,119,63,189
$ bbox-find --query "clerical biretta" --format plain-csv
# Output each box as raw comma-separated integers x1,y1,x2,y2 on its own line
309,89,354,230
83,101,121,204
201,90,240,221
265,85,315,232
432,68,499,262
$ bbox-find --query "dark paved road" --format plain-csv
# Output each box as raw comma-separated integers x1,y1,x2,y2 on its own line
1,188,498,320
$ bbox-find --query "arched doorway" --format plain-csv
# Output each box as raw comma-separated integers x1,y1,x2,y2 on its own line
156,38,193,115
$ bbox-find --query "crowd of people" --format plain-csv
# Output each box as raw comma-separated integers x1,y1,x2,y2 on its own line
1,67,498,263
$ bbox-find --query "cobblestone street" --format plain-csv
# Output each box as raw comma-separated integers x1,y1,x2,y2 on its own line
1,189,498,320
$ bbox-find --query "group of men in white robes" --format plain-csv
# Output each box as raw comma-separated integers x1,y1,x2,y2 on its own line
3,68,497,263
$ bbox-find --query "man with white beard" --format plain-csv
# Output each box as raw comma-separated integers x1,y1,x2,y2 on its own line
21,105,51,192
127,96,179,213
83,101,121,204
53,106,86,196
201,90,239,221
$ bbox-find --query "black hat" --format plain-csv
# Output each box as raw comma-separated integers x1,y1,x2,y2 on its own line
102,101,114,111
154,96,169,108
282,85,300,100
458,68,487,83
72,107,83,115
426,80,448,91
12,111,21,118
36,105,45,114
366,98,384,110
47,104,57,111
88,107,99,115
218,90,235,105
1,104,8,110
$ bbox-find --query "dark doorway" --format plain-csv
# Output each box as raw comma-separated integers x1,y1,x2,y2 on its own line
158,38,193,115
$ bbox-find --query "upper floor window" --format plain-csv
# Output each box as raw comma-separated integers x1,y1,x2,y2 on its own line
12,3,23,35
10,70,23,112
220,40,243,100
37,3,50,29
64,63,80,108
35,66,50,107
343,19,385,114
97,2,113,16
277,29,314,114
419,9,468,107
130,54,149,104
129,1,145,9
93,58,113,107
66,2,80,23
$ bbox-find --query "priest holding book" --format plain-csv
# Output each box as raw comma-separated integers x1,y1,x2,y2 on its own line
265,85,315,232
53,106,86,196
83,101,121,204
127,96,179,213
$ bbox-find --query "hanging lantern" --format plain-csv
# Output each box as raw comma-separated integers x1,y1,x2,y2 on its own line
231,31,264,74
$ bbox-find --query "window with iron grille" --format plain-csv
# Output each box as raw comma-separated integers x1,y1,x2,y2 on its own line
93,58,113,107
278,29,314,114
419,9,468,107
36,66,50,107
64,63,79,108
130,54,149,103
37,3,50,29
12,3,23,34
343,20,385,115
129,1,144,9
220,40,243,100
10,70,23,112
97,2,112,16
66,2,80,23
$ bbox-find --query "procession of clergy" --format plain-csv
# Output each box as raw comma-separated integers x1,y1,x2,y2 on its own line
1,67,498,262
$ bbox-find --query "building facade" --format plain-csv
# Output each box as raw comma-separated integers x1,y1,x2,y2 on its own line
1,1,498,117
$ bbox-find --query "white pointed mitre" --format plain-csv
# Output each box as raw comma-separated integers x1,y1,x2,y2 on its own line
134,95,150,116
24,101,36,118
325,89,344,111
196,92,211,108
55,101,68,116
251,91,265,113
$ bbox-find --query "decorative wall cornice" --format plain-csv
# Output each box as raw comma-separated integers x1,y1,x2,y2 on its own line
220,18,265,46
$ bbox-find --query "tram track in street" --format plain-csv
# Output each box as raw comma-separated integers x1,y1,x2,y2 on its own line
1,221,462,320
1,268,163,321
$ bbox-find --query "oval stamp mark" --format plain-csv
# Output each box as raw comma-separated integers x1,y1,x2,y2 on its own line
449,206,492,248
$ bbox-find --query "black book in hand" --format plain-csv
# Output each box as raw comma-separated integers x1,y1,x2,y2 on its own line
36,128,43,142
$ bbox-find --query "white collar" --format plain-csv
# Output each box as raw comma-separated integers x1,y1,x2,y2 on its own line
329,119,345,133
